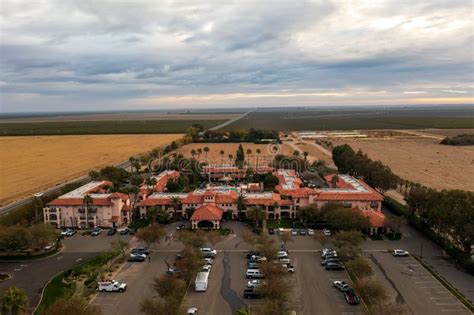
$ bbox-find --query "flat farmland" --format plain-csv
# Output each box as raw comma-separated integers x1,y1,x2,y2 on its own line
0,134,182,205
176,143,294,166
332,137,474,191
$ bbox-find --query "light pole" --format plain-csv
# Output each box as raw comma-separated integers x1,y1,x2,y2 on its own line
33,192,44,224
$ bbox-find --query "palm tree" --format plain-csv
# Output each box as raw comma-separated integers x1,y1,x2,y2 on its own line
204,146,210,159
303,151,309,162
220,150,225,165
247,206,265,228
83,194,93,229
246,149,252,166
293,150,300,157
128,156,135,173
197,148,203,160
236,194,247,220
0,287,28,315
255,148,261,170
146,177,157,189
170,197,182,219
228,154,234,165
190,149,196,159
132,160,141,174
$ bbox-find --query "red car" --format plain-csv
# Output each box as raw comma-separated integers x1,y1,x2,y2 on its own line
344,289,361,305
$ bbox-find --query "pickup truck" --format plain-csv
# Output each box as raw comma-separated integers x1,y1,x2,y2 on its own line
97,280,127,292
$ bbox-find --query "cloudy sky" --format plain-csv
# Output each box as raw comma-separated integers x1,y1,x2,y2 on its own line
1,0,473,113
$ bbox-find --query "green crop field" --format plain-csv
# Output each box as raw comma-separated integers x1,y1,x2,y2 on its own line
0,119,226,136
225,109,474,131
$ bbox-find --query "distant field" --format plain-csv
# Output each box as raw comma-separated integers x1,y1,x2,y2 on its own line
227,115,474,131
0,134,182,205
225,107,474,131
414,129,474,137
332,137,474,191
0,120,226,136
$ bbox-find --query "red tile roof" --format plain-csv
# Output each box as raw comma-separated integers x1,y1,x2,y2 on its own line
324,175,353,189
311,191,383,201
109,193,129,201
362,210,387,227
137,198,172,206
191,204,223,221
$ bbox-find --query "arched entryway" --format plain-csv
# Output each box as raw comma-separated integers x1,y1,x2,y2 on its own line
198,220,214,229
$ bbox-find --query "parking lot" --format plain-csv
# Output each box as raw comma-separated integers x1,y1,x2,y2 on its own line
368,251,470,314
292,251,365,315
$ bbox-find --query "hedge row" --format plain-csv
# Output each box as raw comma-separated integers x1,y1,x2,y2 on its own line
383,197,474,276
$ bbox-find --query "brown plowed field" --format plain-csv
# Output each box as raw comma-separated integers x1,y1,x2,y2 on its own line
0,134,182,205
332,137,474,191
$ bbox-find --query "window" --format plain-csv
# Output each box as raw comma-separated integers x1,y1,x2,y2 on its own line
342,201,352,208
49,214,57,221
370,201,378,208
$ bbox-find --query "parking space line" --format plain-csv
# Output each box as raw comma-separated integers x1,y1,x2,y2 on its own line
435,303,463,306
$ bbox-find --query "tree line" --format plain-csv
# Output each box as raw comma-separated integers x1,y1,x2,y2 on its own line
332,144,399,192
440,133,474,146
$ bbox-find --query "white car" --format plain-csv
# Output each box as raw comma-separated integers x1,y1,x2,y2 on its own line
307,229,315,236
322,229,331,236
277,251,289,259
202,265,212,273
392,249,409,257
247,279,262,288
279,257,290,264
251,255,267,262
130,252,146,259
333,280,351,292
200,248,217,255
291,229,298,236
187,307,198,315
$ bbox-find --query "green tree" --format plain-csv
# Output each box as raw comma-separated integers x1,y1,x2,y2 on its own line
170,197,182,219
255,148,261,169
29,224,59,251
203,146,210,159
88,170,100,180
0,287,28,315
111,239,130,260
303,151,309,162
320,203,370,230
220,150,225,164
345,256,373,279
145,177,157,189
297,205,319,226
236,194,247,220
235,144,245,167
83,194,93,229
247,206,265,228
0,226,32,252
136,225,165,248
354,278,388,306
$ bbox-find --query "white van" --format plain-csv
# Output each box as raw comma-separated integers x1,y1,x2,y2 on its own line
97,280,127,292
195,272,210,292
246,269,264,279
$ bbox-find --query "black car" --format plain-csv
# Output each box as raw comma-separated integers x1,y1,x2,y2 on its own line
246,250,261,259
321,257,340,266
131,247,150,256
176,223,186,230
119,228,130,235
244,288,262,299
344,289,361,305
107,228,117,236
128,254,145,262
326,262,345,271
268,228,274,235
299,229,306,235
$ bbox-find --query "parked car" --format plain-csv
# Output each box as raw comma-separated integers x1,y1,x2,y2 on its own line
200,248,217,258
91,228,102,236
128,254,145,262
247,262,259,269
97,280,126,292
326,262,345,271
392,249,409,257
321,257,340,266
176,223,186,230
322,229,331,236
299,229,306,235
250,255,267,262
167,266,180,276
107,228,117,236
131,247,150,256
321,249,337,258
202,265,212,273
247,279,263,288
187,307,198,315
307,229,315,236
286,264,295,273
333,280,351,292
246,250,261,259
344,289,361,305
279,257,290,264
62,229,76,237
246,269,265,279
203,258,213,265
118,228,129,235
291,229,298,236
277,251,289,259
244,288,262,299
268,228,274,235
